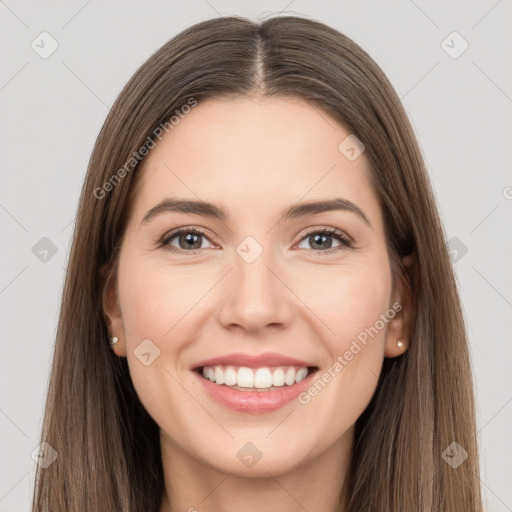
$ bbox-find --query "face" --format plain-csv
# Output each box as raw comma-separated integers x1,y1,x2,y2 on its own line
104,95,410,478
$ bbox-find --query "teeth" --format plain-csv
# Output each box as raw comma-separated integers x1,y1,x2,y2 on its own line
224,366,237,386
200,365,313,389
295,367,308,382
237,367,254,388
284,367,295,386
272,367,285,387
254,368,272,388
214,366,225,385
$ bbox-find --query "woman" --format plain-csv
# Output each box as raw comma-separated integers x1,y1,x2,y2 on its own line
31,15,483,512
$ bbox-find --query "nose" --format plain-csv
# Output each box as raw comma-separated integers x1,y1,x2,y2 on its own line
217,250,294,334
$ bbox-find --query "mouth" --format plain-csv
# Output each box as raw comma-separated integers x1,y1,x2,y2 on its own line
195,365,319,391
192,364,320,413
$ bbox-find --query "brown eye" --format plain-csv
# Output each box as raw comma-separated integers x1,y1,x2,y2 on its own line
161,228,214,254
296,228,353,253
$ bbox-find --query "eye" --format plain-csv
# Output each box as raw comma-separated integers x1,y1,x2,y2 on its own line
160,227,215,255
159,226,353,255
295,227,353,254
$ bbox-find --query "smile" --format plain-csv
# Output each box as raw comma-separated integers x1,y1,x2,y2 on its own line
200,365,314,390
193,365,319,413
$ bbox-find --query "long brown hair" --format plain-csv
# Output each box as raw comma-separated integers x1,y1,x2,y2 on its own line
31,15,483,511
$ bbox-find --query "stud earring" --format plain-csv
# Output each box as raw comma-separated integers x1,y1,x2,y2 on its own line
110,336,119,348
397,339,404,348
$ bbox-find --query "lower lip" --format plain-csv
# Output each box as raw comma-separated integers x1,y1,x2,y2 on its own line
192,369,318,413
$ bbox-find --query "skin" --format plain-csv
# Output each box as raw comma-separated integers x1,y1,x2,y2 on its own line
104,95,412,512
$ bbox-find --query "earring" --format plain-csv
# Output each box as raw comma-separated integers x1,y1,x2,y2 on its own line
110,336,119,348
397,339,404,348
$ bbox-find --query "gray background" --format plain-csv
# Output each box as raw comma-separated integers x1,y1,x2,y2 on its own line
1,1,511,510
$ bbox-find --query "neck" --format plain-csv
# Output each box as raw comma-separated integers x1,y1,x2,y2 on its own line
158,428,353,512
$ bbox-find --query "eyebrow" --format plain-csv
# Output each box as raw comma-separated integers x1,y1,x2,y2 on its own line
141,197,371,227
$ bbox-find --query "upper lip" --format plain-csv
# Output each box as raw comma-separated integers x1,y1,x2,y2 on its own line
191,352,318,370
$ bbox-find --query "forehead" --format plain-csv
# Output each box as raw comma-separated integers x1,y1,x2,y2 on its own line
130,95,382,230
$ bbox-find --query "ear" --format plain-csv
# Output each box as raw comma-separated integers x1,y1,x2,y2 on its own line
384,253,414,358
100,263,126,357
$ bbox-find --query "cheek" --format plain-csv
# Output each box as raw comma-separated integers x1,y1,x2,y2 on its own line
293,267,391,437
339,269,391,343
296,259,392,350
118,255,211,344
300,261,391,396
117,256,205,432
116,254,226,417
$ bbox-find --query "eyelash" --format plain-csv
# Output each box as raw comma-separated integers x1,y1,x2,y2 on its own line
159,226,354,256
